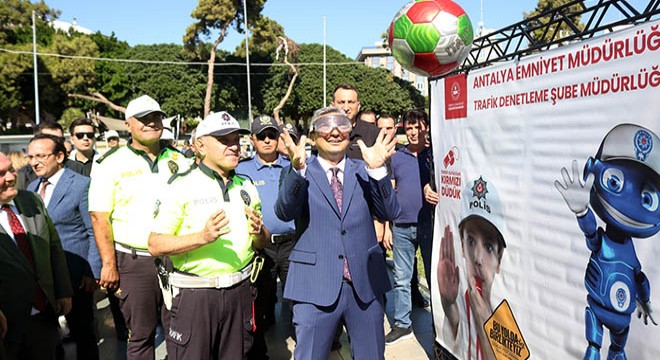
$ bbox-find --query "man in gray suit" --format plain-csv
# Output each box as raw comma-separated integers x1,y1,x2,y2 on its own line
0,151,73,360
27,134,101,360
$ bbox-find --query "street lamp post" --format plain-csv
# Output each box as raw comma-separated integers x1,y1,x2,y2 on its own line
32,10,40,125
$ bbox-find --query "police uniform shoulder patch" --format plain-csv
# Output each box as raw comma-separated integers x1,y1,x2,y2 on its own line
240,189,251,206
168,160,179,175
96,146,119,164
167,166,194,184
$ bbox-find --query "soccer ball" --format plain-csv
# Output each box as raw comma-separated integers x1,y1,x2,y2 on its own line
388,0,474,77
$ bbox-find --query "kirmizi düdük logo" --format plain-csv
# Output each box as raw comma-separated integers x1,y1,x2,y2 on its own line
471,176,489,201
634,129,653,161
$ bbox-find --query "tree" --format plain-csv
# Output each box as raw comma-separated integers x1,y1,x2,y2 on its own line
524,0,586,46
0,0,59,45
261,43,425,127
183,0,266,117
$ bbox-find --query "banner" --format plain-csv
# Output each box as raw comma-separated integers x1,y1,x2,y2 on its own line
430,20,660,360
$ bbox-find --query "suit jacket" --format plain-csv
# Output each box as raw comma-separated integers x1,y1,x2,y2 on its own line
0,191,73,342
275,156,400,306
28,168,101,282
17,160,85,190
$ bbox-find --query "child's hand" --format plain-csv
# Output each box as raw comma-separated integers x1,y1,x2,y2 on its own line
438,225,459,304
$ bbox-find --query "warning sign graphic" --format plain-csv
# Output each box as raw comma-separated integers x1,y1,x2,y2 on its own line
483,300,530,360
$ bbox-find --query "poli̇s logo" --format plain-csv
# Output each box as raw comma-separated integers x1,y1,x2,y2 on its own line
472,176,489,201
609,281,631,312
634,129,653,161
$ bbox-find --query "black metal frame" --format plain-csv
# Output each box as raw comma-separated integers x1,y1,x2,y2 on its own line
430,0,660,80
429,1,659,359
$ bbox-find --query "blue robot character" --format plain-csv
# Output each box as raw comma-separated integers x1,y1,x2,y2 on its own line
555,123,660,360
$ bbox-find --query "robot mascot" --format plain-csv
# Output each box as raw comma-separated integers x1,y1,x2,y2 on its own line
555,123,660,360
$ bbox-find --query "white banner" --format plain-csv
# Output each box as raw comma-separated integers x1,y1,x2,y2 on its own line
430,20,660,360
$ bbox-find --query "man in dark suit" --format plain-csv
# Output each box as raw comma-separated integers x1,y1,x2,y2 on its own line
0,151,73,360
275,106,400,359
16,121,84,190
27,134,101,360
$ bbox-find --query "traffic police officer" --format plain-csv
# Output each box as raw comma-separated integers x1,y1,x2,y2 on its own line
89,95,192,360
237,115,298,358
148,111,269,360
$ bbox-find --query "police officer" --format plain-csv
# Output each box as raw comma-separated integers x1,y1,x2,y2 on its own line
237,115,298,358
148,111,269,360
89,95,192,360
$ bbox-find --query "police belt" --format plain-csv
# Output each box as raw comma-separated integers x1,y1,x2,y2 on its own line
169,264,252,289
271,232,297,245
115,242,152,257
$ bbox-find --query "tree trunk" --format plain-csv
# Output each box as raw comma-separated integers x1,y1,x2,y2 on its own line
204,27,228,118
273,37,299,125
68,92,126,113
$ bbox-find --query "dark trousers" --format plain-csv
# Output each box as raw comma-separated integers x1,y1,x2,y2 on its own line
247,240,295,360
115,251,167,360
4,309,60,360
166,280,255,360
65,288,99,360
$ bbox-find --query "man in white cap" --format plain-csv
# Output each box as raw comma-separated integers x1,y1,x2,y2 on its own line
437,175,506,360
105,130,120,150
89,94,192,360
148,111,268,359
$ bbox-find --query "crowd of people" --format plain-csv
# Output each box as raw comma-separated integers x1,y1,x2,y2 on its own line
0,84,440,360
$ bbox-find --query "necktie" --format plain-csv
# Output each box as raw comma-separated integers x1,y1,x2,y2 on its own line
330,168,343,212
1,204,47,311
330,168,352,281
39,179,50,201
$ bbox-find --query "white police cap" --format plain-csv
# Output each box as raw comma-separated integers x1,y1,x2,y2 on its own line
595,123,660,177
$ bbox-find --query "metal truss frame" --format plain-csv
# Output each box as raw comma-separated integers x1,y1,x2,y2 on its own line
431,0,660,80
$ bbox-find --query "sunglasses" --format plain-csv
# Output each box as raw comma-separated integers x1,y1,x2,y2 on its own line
255,132,279,141
312,115,353,135
74,132,95,140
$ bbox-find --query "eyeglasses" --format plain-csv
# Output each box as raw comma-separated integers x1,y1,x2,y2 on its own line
255,132,279,141
107,137,119,141
312,115,353,135
74,132,95,140
25,153,54,162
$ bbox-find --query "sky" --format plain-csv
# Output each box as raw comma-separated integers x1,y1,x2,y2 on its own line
43,0,544,59
45,0,647,59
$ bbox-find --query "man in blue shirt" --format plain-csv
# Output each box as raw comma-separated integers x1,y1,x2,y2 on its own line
385,109,434,345
237,115,297,359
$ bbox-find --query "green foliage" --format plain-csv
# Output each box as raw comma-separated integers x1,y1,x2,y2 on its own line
261,43,425,126
41,33,98,94
235,16,284,57
0,0,59,45
58,107,84,130
183,0,266,57
524,0,586,45
0,43,33,116
121,44,208,118
0,0,425,132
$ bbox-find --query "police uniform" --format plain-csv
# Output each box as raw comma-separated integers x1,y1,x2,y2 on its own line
88,142,191,359
236,156,296,320
152,162,261,360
